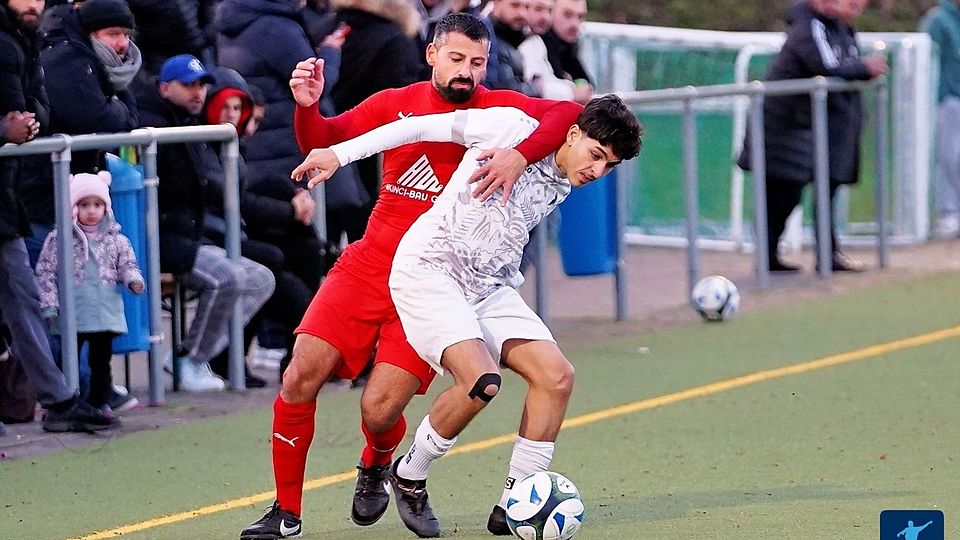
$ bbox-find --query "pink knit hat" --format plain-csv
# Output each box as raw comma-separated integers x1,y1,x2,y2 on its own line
70,171,112,211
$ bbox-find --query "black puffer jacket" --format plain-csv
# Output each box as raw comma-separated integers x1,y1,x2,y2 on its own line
137,84,222,273
542,29,592,84
128,0,207,76
214,0,313,216
489,18,539,96
0,5,49,239
739,2,872,184
329,0,421,112
20,9,139,225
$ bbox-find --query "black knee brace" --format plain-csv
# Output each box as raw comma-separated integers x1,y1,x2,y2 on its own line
468,372,502,402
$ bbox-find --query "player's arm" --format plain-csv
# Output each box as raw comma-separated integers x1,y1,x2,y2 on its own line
470,91,583,202
290,57,397,152
292,110,476,188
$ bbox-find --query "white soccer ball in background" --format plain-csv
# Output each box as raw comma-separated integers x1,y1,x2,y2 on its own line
691,275,740,322
505,471,584,540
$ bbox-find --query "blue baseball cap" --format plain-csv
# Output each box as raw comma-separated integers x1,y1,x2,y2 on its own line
159,55,216,85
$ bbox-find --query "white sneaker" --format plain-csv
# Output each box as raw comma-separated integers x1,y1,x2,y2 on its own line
178,360,226,392
934,214,960,239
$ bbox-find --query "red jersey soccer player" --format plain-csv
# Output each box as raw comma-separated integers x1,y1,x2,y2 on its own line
240,14,582,540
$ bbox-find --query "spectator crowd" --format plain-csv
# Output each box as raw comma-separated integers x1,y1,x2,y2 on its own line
3,0,956,438
0,0,594,433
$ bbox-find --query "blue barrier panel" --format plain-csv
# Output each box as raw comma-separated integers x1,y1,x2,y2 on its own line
557,170,618,276
107,153,150,354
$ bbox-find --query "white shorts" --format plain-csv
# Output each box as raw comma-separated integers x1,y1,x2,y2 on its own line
389,265,555,375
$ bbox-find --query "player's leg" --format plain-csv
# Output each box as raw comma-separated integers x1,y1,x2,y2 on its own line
241,334,342,540
471,288,575,535
243,267,380,540
351,363,421,526
387,267,494,537
352,312,438,527
390,339,501,538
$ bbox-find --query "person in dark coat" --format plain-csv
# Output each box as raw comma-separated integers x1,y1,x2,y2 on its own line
328,0,422,232
542,0,592,85
214,1,328,263
304,9,370,242
136,55,275,392
485,0,540,96
20,0,141,264
201,66,321,385
214,0,317,227
738,0,886,272
127,0,208,81
0,0,116,433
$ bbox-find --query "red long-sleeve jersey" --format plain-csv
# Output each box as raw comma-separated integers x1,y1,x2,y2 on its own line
294,82,582,278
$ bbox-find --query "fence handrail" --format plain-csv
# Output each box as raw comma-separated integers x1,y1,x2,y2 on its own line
615,75,880,105
0,125,237,156
610,75,888,291
2,124,242,406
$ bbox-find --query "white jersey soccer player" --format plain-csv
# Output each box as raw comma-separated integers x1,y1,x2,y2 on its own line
328,106,568,372
293,95,640,538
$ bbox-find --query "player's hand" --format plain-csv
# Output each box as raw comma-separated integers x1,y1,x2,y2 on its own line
291,148,342,189
289,57,324,108
3,111,36,144
468,148,526,205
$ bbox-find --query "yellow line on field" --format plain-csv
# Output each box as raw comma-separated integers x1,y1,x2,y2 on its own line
72,324,960,539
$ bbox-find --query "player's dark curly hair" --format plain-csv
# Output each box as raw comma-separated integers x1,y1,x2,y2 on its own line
577,94,643,161
433,13,490,46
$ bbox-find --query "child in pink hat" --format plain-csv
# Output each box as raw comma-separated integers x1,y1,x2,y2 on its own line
35,172,144,415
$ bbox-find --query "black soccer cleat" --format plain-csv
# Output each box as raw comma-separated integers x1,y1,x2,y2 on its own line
389,459,441,538
351,462,391,526
42,397,117,433
486,505,511,536
240,501,302,539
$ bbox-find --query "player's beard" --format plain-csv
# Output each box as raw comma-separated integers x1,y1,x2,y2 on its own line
435,75,476,104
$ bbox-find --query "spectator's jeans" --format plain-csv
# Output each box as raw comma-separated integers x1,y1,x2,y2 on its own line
24,222,91,395
936,97,960,217
0,237,75,405
179,245,276,364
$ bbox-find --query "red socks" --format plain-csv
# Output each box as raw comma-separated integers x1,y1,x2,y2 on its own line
360,415,407,467
272,396,316,516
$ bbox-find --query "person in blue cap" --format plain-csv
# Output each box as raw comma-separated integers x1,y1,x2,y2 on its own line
136,54,276,392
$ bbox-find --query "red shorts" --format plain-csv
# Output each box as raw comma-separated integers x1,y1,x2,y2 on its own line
295,262,435,394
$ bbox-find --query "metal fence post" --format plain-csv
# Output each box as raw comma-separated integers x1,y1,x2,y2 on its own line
615,162,629,320
141,135,165,406
534,223,548,323
875,77,890,268
682,93,700,295
52,140,79,389
221,136,245,390
749,85,770,288
811,78,832,277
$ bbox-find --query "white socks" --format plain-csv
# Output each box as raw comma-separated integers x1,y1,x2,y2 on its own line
396,415,457,481
497,436,555,508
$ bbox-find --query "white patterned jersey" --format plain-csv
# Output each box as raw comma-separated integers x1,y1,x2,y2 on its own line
331,107,571,303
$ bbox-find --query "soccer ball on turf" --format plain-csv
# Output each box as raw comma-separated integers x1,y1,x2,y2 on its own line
505,471,584,540
690,275,740,322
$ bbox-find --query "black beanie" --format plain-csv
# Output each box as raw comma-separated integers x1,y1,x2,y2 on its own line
79,0,135,33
